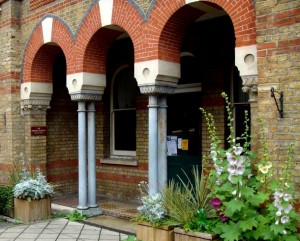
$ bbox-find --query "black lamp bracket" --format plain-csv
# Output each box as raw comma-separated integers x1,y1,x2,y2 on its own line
270,87,283,118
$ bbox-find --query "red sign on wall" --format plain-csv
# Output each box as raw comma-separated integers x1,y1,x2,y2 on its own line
31,126,47,136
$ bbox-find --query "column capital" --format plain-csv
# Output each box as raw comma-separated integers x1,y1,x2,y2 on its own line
241,75,258,103
139,84,176,95
70,93,102,101
21,99,50,115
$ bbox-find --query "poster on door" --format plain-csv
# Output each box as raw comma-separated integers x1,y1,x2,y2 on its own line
167,136,177,156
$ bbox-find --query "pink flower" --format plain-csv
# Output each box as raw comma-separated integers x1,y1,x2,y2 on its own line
211,198,222,210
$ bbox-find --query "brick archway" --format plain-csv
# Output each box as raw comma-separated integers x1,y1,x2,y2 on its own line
22,16,74,84
137,0,256,64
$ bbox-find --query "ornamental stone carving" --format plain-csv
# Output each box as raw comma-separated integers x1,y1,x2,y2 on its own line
139,84,176,95
241,75,258,103
70,93,103,101
21,99,50,115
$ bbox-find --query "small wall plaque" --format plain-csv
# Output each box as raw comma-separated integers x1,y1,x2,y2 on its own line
31,126,47,136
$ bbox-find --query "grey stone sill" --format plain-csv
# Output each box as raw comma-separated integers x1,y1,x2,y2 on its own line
101,157,138,166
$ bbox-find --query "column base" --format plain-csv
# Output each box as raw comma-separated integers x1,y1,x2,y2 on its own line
85,206,103,217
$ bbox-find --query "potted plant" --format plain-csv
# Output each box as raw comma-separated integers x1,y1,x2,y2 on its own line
162,168,219,241
13,153,54,223
198,93,300,241
135,181,174,241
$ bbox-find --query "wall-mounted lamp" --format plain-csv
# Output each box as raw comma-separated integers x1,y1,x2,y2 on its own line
270,87,283,118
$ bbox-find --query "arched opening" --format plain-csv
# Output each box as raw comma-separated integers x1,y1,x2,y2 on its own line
46,47,78,195
166,2,244,184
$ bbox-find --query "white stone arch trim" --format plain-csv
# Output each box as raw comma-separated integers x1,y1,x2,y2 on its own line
99,0,114,27
42,17,53,43
235,45,258,102
135,60,180,94
66,72,106,101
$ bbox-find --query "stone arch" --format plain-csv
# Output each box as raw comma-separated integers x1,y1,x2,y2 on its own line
73,0,144,75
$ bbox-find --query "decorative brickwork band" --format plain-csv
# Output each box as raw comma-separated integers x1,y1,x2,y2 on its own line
241,75,258,103
139,84,176,95
21,99,50,115
70,93,102,101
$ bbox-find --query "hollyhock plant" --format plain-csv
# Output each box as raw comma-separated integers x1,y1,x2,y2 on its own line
200,93,300,241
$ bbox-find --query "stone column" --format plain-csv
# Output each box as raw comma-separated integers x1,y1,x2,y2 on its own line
148,95,159,195
139,84,176,195
77,101,88,210
87,102,97,209
158,95,167,191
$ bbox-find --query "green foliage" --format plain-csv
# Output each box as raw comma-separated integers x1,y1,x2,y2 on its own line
13,153,54,201
162,167,214,232
135,181,168,227
0,185,13,214
122,235,141,241
66,210,87,221
200,92,300,241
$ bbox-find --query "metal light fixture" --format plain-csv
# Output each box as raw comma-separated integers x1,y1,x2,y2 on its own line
270,87,283,118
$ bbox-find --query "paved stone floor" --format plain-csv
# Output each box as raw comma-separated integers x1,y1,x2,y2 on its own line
0,218,131,241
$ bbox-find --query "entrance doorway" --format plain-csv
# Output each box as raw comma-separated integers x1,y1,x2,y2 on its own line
167,91,202,185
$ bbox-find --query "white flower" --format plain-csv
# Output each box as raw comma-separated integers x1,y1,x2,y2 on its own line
236,165,245,175
276,210,282,216
274,200,282,209
226,153,237,165
283,193,292,202
275,220,279,225
228,164,236,174
281,216,289,224
233,146,243,155
275,189,284,198
232,190,237,195
282,229,287,235
284,204,293,214
236,156,245,166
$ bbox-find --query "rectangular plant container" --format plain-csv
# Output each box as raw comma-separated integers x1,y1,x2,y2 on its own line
136,222,174,241
174,228,219,241
14,197,51,223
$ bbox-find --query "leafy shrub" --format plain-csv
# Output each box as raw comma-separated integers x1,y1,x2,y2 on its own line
13,153,54,201
201,92,300,241
162,167,215,232
0,185,13,214
135,181,168,227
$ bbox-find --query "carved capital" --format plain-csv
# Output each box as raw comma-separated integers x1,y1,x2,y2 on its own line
139,84,176,95
70,93,102,101
241,75,258,103
21,99,50,115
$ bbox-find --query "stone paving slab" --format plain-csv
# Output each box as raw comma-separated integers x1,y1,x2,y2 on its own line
0,218,130,241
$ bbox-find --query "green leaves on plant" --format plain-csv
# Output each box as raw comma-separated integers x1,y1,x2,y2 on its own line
66,210,87,221
239,217,257,232
217,221,241,241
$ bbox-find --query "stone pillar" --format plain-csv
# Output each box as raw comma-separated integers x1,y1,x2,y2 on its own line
158,96,167,191
87,102,97,209
139,84,176,195
77,101,88,210
70,93,102,216
20,81,52,173
148,95,159,195
241,75,258,103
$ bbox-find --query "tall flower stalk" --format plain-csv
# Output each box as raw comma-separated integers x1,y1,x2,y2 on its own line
201,92,299,241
